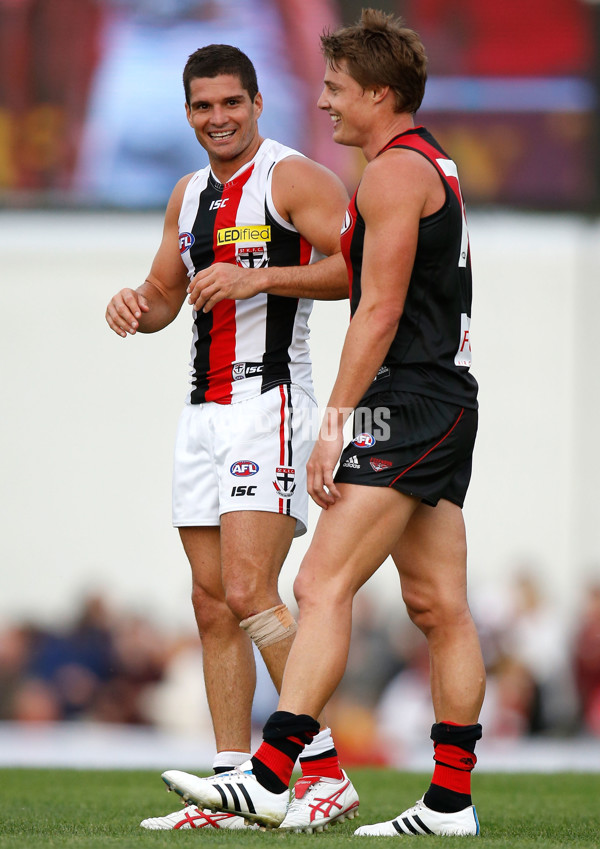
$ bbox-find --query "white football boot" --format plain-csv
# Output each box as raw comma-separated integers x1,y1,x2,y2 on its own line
354,798,480,836
161,762,289,828
140,804,257,830
279,771,360,833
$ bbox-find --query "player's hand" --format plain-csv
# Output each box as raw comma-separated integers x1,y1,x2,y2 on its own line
187,263,262,312
105,288,149,337
307,430,344,509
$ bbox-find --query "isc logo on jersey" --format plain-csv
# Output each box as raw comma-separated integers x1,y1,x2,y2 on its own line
352,433,376,448
179,232,195,254
230,460,259,477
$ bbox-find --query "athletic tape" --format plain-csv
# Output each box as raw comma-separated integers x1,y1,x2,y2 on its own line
239,603,298,649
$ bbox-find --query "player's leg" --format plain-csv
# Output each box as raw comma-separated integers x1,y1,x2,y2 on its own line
393,499,485,725
219,509,296,683
179,525,256,755
214,384,314,702
354,499,484,837
143,527,259,831
275,484,419,719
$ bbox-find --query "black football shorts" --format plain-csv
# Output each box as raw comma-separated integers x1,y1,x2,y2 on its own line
334,391,477,508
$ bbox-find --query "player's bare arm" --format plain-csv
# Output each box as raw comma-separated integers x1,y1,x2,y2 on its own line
307,151,437,508
186,155,349,313
106,176,192,337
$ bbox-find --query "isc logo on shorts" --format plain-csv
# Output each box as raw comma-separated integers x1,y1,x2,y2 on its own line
230,460,259,477
352,433,376,448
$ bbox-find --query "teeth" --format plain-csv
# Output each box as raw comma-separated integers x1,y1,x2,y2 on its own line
210,130,234,139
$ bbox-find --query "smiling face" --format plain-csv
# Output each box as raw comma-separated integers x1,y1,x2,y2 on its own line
317,60,371,150
185,74,263,181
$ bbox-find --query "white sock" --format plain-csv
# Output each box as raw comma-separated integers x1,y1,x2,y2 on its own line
300,726,335,760
212,750,251,772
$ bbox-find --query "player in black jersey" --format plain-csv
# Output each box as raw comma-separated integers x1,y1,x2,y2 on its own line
162,9,487,837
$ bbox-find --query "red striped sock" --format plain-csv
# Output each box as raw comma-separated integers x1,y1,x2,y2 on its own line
423,721,481,813
300,752,343,780
251,711,320,793
431,742,477,795
253,740,298,789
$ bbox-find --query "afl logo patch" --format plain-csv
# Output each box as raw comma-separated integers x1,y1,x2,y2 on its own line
230,460,259,477
352,433,376,448
179,232,195,254
341,209,352,235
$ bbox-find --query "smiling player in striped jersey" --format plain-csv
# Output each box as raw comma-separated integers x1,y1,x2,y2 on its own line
105,44,359,832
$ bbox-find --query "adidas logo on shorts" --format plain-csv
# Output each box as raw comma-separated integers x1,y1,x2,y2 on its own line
343,455,360,469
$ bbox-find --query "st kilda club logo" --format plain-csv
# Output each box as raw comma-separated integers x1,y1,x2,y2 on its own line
236,245,268,268
273,467,296,498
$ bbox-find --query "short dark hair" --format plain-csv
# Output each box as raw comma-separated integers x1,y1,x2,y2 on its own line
321,8,427,115
183,44,259,105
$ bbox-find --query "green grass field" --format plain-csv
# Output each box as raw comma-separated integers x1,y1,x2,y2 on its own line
1,769,599,848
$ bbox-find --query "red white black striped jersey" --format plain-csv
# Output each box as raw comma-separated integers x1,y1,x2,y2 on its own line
341,127,478,409
178,139,318,405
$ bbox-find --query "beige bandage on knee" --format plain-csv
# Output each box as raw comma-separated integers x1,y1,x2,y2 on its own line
239,604,298,650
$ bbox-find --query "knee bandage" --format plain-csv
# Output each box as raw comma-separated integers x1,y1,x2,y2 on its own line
239,604,297,650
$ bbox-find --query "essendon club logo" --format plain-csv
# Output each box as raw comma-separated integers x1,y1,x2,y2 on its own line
370,458,392,472
236,245,268,268
179,231,195,254
273,467,296,498
230,460,259,477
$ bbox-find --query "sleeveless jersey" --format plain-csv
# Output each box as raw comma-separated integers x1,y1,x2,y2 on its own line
178,139,318,405
341,127,478,409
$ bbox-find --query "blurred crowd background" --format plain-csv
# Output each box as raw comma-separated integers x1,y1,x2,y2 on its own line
2,0,600,763
2,571,600,766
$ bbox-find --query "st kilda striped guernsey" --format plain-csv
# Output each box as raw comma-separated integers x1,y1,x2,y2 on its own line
178,139,319,405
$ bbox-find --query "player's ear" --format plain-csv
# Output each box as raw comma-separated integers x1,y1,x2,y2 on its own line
371,85,389,105
185,102,193,126
253,91,263,119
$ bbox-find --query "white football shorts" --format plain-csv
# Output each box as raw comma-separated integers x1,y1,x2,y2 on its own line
172,384,317,537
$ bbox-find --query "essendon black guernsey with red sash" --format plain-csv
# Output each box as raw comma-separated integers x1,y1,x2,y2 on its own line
340,127,478,409
178,139,317,405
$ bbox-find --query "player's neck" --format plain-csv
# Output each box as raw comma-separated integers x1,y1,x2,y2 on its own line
362,114,415,162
